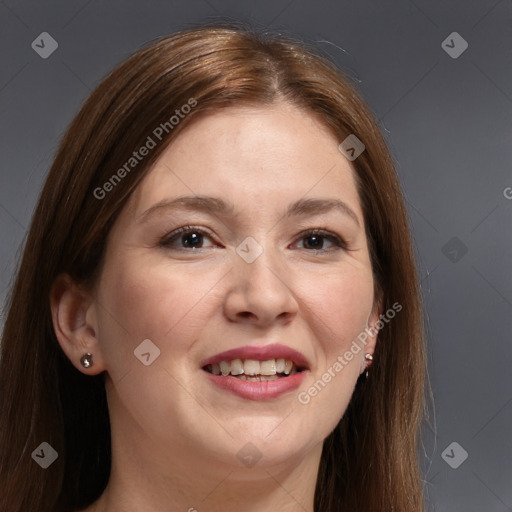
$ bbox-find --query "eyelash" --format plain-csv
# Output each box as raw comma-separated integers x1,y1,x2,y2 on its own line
159,225,348,253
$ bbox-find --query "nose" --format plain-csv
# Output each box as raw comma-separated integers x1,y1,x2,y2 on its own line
223,248,298,327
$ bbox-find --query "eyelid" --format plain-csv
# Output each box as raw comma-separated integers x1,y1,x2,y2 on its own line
159,225,219,249
292,228,349,251
159,225,349,252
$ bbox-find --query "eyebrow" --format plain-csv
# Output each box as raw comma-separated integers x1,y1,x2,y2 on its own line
137,195,360,227
284,197,360,227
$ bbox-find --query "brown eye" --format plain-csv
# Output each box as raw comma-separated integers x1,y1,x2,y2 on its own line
160,226,216,250
303,234,325,249
180,231,204,248
294,230,346,252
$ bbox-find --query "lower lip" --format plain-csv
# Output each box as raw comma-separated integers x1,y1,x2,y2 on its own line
203,370,307,401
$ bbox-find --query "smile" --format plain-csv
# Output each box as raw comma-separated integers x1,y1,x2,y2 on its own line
204,358,300,380
201,343,309,400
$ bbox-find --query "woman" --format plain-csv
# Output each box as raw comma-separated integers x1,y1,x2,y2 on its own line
0,23,426,511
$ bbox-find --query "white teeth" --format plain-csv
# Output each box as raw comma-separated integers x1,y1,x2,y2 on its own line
276,358,286,373
230,359,244,375
260,359,276,375
243,359,260,376
206,358,301,377
219,360,230,376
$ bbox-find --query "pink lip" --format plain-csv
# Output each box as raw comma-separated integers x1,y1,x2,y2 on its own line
200,343,310,369
200,343,310,401
203,371,307,401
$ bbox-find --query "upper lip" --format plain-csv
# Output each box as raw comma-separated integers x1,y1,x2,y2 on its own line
201,343,310,370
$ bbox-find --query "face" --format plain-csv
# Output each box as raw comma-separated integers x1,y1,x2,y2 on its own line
86,102,380,474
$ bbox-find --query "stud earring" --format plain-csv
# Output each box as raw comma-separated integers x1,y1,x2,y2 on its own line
80,352,93,369
365,353,373,379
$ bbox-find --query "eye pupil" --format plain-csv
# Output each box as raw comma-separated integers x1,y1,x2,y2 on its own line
304,235,323,249
183,232,202,248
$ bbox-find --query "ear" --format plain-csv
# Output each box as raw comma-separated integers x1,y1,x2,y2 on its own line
358,296,383,375
50,274,106,375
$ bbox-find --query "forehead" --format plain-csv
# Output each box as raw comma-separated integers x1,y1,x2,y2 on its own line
128,102,363,221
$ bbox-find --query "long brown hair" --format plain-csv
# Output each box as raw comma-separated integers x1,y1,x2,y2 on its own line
0,23,425,511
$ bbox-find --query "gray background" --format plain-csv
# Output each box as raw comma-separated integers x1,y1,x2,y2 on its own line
1,0,511,510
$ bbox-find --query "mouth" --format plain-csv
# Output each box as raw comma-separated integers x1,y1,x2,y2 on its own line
203,357,305,381
200,344,309,400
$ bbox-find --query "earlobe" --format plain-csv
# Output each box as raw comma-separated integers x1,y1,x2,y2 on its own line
50,274,105,375
359,299,383,375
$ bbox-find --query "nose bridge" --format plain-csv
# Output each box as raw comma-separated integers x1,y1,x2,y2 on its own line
225,235,297,324
236,233,287,285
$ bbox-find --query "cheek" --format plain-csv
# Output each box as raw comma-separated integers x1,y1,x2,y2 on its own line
95,256,225,372
301,267,375,353
294,268,374,423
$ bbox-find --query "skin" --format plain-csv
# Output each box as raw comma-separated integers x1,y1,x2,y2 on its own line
51,102,381,512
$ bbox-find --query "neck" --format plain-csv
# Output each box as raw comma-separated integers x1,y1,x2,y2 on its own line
85,391,322,512
88,447,321,512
